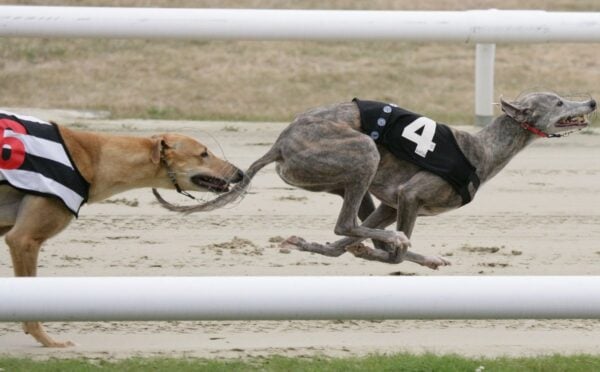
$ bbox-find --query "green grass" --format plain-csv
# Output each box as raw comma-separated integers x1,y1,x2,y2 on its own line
2,354,600,372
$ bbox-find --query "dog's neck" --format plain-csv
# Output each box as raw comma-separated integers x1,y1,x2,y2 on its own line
91,136,172,202
60,128,169,203
473,114,537,182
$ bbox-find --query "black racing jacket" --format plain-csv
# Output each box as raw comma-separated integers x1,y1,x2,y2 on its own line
0,110,89,215
354,98,479,204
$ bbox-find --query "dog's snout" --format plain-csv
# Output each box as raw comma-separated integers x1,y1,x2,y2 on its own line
590,99,597,111
230,169,244,183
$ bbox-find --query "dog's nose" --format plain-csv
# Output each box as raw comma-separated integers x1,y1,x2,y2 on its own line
230,169,245,183
590,99,597,110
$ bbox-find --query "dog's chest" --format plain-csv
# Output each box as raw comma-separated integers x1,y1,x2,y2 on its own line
353,98,479,205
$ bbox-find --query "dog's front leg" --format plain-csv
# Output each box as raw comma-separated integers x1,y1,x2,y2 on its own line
346,187,419,264
350,183,451,269
6,196,75,347
393,184,452,269
402,251,451,270
391,188,419,263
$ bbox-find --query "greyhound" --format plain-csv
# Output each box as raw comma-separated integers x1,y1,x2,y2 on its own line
154,92,596,270
0,110,243,347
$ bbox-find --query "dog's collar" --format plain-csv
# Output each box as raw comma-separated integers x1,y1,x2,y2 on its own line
159,141,197,200
516,121,582,139
518,121,555,138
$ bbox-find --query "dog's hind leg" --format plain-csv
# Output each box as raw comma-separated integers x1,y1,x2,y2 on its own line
310,180,453,269
356,192,398,252
276,117,409,257
358,192,377,222
283,203,396,257
327,189,377,222
285,181,410,256
326,190,393,251
334,179,411,248
5,195,74,347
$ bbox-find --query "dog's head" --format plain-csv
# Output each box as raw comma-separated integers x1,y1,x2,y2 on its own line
151,133,243,193
501,92,596,136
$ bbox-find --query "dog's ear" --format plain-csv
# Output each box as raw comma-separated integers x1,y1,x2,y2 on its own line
501,98,529,122
151,135,172,164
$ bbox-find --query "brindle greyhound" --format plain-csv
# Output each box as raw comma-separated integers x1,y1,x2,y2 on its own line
154,92,596,269
1,113,243,347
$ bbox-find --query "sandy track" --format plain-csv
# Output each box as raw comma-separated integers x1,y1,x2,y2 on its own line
1,114,599,358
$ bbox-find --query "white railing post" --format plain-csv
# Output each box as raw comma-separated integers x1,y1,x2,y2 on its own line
475,43,496,126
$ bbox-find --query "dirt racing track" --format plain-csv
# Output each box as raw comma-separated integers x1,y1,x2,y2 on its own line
1,115,600,359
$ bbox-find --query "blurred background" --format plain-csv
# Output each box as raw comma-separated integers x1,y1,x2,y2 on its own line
1,0,599,124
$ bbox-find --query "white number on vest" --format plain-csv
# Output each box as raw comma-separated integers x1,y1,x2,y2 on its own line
401,117,437,158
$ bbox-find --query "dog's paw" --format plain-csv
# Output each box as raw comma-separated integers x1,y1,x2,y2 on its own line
345,242,371,256
421,255,452,270
347,243,390,262
373,239,395,253
280,235,307,250
49,340,75,348
390,232,411,262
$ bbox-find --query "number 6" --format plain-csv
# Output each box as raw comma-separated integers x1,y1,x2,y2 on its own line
0,118,27,170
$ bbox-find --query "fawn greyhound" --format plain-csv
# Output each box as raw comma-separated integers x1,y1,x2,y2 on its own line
154,92,596,269
0,110,243,347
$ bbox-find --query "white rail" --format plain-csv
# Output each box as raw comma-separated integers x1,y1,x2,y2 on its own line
1,7,599,124
1,276,600,321
1,7,600,42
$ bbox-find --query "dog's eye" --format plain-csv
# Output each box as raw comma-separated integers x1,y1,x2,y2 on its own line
200,151,209,158
556,100,564,107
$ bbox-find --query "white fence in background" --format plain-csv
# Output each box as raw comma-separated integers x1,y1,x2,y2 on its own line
1,6,600,124
2,276,600,321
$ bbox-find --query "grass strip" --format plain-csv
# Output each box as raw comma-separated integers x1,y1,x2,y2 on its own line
2,353,600,372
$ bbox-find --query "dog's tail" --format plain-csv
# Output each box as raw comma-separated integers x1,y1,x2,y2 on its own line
153,146,281,213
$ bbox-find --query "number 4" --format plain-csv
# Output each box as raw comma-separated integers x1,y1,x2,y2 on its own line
401,117,437,158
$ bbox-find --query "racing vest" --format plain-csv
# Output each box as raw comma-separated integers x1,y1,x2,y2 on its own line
354,99,479,204
0,110,89,216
